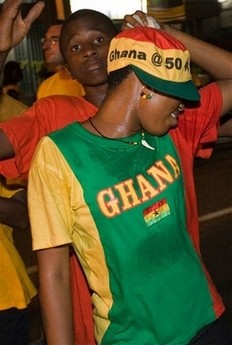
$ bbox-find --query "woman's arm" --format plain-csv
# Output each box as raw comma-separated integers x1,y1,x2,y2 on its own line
37,245,74,345
0,188,29,229
163,25,232,117
123,11,232,118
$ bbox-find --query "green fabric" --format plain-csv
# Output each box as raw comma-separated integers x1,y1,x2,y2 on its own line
49,122,215,344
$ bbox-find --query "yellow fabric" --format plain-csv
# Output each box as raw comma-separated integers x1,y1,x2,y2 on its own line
29,137,112,342
0,178,37,310
108,36,191,82
37,68,85,99
0,94,27,122
0,101,36,310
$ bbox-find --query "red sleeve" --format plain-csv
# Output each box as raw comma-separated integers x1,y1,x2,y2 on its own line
172,82,223,159
0,96,97,179
170,82,223,250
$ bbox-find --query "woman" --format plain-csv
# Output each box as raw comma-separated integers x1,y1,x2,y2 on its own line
28,26,232,344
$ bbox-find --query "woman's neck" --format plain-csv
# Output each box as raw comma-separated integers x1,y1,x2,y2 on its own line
82,74,142,138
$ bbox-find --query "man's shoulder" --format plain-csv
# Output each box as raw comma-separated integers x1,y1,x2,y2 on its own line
37,70,85,98
35,95,97,124
36,94,91,111
38,94,83,104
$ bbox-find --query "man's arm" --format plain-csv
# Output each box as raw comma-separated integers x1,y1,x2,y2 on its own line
219,118,232,137
0,188,29,229
0,0,45,70
0,0,45,158
0,129,15,158
36,245,74,345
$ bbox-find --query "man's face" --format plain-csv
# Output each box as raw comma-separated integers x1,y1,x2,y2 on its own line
41,24,64,66
61,17,116,87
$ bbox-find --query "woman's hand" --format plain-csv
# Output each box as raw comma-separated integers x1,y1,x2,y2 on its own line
121,10,148,31
122,10,162,31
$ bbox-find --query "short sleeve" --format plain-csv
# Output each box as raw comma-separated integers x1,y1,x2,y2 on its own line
28,137,73,250
175,82,222,159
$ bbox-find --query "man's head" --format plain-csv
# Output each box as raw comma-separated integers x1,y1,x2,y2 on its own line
59,9,118,87
107,27,200,102
41,19,65,71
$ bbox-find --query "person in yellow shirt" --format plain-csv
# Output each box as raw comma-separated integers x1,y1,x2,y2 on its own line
0,176,37,345
0,93,27,122
0,71,37,345
37,20,84,99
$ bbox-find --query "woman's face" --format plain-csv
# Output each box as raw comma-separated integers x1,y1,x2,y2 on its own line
137,87,184,136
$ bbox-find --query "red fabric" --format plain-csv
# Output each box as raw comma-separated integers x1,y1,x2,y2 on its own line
70,251,95,345
170,83,224,318
0,95,97,179
171,83,222,248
